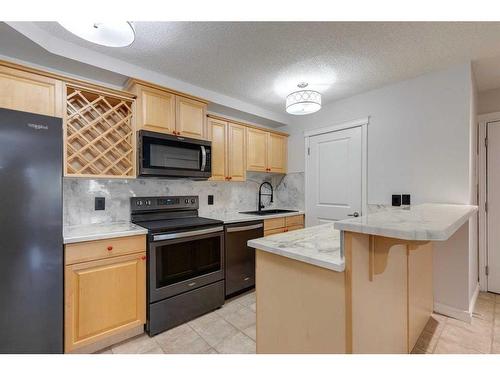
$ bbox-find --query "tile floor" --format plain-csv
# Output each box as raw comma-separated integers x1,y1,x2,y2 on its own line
100,290,500,354
411,291,500,354
101,290,257,354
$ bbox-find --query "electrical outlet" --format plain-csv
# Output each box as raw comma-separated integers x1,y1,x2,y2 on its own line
95,197,105,211
392,194,401,207
208,195,214,205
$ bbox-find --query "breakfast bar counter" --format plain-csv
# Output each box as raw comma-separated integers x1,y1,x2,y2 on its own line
249,203,477,354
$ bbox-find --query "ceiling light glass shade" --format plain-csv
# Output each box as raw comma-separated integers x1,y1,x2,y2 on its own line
285,90,322,115
58,22,135,47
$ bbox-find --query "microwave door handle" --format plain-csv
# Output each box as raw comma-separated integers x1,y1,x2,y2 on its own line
200,145,207,171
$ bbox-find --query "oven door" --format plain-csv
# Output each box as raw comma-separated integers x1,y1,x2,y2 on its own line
138,130,212,179
149,226,224,302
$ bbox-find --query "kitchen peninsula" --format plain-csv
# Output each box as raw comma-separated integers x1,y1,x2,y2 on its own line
248,204,478,354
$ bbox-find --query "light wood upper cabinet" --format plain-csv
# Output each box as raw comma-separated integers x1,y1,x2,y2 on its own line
246,127,268,172
207,118,246,181
128,80,207,139
176,96,207,139
136,85,175,133
246,127,288,173
227,122,246,181
64,235,146,353
0,65,63,117
268,133,287,173
207,117,227,181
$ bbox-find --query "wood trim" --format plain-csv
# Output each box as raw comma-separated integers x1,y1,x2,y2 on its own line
207,113,289,137
303,117,369,137
0,59,135,100
125,77,209,104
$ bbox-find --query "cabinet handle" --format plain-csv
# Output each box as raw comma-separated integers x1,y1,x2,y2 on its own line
107,246,113,251
243,277,250,281
284,228,289,232
187,282,196,287
141,255,146,260
228,176,232,180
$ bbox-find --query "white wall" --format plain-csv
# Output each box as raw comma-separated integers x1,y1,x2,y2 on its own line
280,63,479,319
282,63,473,206
478,87,500,115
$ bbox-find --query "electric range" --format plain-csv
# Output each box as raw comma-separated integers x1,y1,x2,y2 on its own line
131,195,225,336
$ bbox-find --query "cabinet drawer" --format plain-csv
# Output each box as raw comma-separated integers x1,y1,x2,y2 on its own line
65,235,146,265
285,215,304,227
286,225,304,232
264,228,286,236
264,217,286,231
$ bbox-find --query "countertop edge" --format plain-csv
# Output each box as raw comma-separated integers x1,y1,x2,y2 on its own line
63,226,148,244
248,239,345,272
207,210,305,224
334,205,478,241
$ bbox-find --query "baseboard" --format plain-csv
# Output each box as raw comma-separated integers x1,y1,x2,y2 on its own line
469,282,481,316
434,302,472,323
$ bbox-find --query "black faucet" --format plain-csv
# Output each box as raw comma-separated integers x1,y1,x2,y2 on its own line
258,182,274,211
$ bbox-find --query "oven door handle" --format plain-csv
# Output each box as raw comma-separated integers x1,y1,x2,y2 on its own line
153,226,223,241
226,223,263,232
200,145,207,172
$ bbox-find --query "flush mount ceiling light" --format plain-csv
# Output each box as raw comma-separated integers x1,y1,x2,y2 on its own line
58,22,135,47
285,82,322,115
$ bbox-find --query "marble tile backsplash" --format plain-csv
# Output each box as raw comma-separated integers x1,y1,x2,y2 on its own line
63,172,305,226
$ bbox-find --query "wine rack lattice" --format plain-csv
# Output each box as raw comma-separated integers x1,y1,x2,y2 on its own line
65,86,135,177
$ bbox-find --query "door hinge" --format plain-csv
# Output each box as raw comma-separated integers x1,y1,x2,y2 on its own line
486,266,489,276
307,147,310,156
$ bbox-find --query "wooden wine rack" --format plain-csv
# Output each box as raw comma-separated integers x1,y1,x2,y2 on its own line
64,85,135,178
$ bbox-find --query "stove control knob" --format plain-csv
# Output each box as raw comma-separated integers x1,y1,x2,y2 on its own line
136,200,143,206
185,199,189,204
145,200,152,206
191,199,196,204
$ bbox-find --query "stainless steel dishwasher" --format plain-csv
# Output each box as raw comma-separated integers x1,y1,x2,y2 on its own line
224,221,264,297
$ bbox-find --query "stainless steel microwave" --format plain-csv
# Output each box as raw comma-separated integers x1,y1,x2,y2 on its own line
138,130,212,179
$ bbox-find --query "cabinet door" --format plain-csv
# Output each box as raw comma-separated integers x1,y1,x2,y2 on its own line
246,127,268,172
175,96,206,139
208,118,227,181
137,85,175,134
65,253,146,352
268,133,287,173
0,65,63,117
227,122,246,181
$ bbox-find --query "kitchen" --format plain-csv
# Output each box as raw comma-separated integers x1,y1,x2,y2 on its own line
2,15,500,365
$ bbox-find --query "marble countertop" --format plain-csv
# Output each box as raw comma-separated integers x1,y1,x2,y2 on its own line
334,203,478,241
248,223,344,272
64,222,148,244
206,210,305,224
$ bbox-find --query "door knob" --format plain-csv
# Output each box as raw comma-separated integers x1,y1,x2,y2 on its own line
347,212,360,217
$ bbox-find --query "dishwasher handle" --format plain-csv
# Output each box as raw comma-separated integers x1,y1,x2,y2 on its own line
226,223,263,233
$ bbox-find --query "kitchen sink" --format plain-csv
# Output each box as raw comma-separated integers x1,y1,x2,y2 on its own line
239,209,299,216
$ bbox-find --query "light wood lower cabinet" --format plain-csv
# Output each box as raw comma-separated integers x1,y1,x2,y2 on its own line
263,214,304,236
64,235,146,353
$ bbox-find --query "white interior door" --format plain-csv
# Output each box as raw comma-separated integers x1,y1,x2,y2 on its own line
306,126,362,226
487,121,500,293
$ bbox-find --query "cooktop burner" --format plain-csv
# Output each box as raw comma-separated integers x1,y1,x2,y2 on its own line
135,216,223,234
130,195,223,234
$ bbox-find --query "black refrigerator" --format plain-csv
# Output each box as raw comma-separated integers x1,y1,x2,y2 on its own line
0,107,63,353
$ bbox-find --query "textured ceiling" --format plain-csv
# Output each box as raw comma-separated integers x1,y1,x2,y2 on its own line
15,22,500,114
